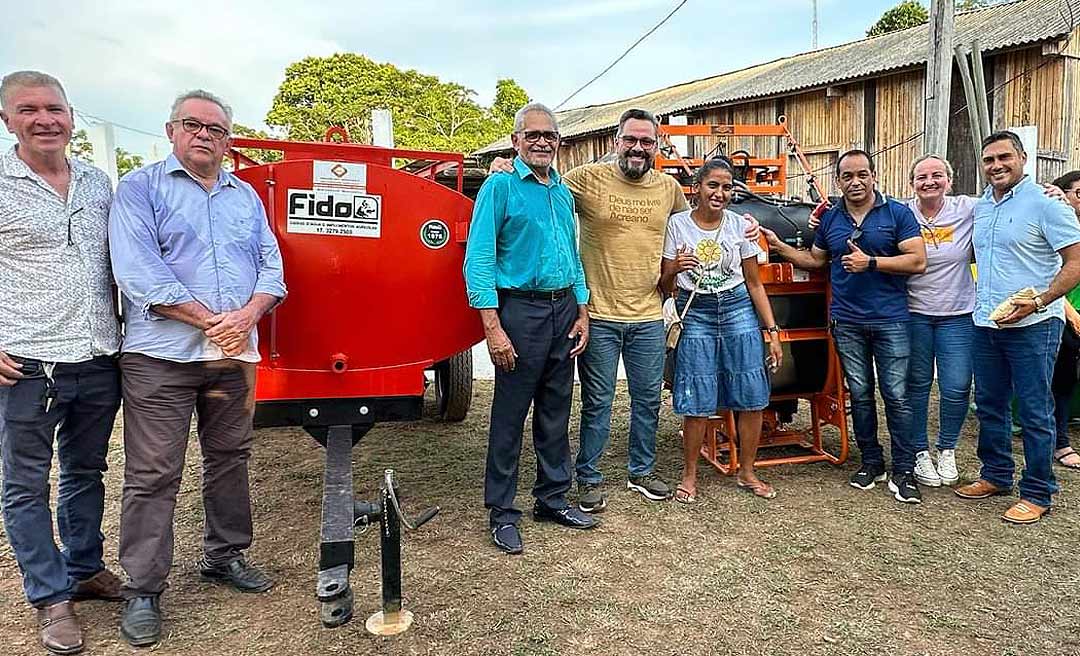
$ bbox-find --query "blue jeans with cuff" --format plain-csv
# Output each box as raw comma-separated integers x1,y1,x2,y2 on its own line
831,321,916,474
0,356,120,607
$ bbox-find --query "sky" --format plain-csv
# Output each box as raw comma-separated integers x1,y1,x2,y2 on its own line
1,0,915,158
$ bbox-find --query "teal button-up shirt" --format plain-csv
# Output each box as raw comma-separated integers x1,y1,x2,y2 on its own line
463,157,589,309
973,176,1080,328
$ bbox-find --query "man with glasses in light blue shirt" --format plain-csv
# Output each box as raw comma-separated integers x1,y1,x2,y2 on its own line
955,131,1080,524
108,89,286,646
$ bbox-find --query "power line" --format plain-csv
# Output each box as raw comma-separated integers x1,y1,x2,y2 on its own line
554,0,691,111
74,109,167,140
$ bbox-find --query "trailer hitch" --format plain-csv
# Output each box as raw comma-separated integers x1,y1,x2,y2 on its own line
315,426,438,631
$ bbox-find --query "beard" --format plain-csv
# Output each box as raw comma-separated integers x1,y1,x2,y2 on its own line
617,149,652,180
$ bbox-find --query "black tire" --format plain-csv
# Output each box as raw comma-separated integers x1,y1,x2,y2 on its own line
435,350,472,422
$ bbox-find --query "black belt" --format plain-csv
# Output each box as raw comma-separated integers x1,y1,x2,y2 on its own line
498,287,572,300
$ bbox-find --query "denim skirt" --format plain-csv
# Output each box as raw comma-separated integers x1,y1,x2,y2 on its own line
673,283,770,416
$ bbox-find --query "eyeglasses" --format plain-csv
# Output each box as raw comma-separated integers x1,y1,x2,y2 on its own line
918,221,941,249
172,118,229,141
518,130,559,143
849,224,863,243
619,135,657,148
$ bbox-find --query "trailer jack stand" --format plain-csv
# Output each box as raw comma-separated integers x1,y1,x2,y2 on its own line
315,426,439,632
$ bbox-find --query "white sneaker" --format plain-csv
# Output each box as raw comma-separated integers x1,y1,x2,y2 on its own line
913,450,942,487
937,449,959,486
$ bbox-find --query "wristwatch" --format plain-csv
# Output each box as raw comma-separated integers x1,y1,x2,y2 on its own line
765,325,781,334
1033,294,1048,313
868,256,878,271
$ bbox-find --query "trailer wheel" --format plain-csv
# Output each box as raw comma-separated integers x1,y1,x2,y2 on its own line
435,350,472,422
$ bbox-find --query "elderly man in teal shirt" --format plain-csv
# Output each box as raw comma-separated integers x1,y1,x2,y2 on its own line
956,131,1080,524
464,102,595,554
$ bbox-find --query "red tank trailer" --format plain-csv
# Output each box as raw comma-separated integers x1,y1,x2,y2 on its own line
228,130,482,632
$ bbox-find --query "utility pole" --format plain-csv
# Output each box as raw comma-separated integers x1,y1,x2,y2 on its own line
811,0,819,49
924,0,955,155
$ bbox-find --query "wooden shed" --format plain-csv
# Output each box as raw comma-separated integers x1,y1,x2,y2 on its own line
476,0,1080,198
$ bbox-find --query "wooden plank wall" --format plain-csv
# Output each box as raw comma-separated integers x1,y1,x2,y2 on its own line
782,86,865,199
993,46,1068,182
873,70,925,197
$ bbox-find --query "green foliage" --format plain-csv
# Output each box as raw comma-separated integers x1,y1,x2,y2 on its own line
231,123,283,164
265,54,529,154
867,1,929,36
867,0,995,36
69,129,144,177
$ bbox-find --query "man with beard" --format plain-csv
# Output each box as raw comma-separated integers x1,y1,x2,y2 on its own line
465,102,594,555
491,109,758,512
954,132,1080,524
761,149,927,504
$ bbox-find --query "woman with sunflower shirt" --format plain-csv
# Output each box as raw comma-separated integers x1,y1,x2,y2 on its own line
660,157,783,502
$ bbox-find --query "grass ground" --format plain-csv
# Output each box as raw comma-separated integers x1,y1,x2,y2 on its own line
1,382,1078,656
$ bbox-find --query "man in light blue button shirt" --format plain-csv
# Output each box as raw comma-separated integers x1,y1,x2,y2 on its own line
957,131,1080,524
108,90,285,646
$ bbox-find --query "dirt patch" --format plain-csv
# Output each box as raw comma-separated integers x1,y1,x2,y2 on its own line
1,382,1078,655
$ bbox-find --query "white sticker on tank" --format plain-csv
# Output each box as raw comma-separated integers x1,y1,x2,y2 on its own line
313,161,367,192
286,189,381,238
792,268,810,282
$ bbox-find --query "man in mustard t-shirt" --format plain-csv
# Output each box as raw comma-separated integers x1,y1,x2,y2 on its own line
492,108,757,512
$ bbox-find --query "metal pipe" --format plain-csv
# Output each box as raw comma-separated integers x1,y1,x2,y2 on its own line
971,39,992,142
955,45,984,194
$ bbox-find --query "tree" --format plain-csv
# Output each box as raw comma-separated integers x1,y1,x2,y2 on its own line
867,0,997,36
867,1,928,36
265,54,530,154
231,123,283,164
69,129,144,177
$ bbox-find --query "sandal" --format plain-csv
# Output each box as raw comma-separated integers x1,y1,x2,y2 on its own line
673,486,696,504
737,479,777,499
1055,447,1080,470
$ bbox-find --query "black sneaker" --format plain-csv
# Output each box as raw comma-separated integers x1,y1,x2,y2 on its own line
120,595,162,648
627,473,672,501
578,482,607,513
532,502,598,529
849,465,887,490
199,557,274,593
888,472,923,504
490,523,524,555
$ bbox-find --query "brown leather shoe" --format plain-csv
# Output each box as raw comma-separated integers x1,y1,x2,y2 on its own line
1002,500,1049,524
38,600,83,655
954,479,1009,499
72,568,124,602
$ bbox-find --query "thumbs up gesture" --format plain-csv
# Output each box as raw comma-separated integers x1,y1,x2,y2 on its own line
841,239,871,273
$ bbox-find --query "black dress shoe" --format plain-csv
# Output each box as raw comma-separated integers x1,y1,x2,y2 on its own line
532,502,598,529
199,557,274,593
120,595,161,648
490,523,524,554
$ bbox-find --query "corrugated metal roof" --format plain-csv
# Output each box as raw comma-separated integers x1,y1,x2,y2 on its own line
476,0,1075,154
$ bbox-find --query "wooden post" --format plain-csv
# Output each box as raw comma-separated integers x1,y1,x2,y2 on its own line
924,0,955,156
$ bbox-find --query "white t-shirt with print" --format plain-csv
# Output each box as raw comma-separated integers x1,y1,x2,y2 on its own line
663,209,762,293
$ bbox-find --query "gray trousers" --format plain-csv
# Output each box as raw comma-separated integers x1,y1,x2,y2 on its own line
118,353,256,596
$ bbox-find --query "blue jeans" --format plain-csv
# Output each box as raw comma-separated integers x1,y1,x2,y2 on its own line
973,320,1062,508
832,321,916,474
0,356,120,607
907,313,974,451
576,319,665,484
